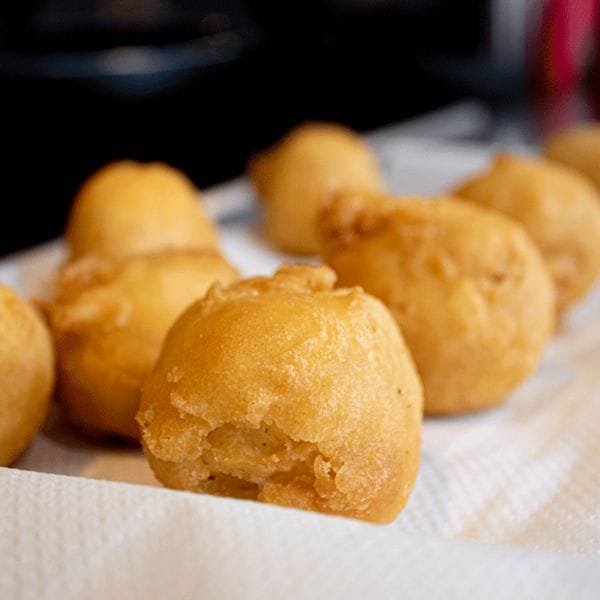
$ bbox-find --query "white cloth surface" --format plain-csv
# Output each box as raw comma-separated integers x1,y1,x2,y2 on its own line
0,136,599,599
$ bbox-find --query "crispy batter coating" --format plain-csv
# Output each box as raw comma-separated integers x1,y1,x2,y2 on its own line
321,193,555,415
66,161,218,260
544,124,600,189
45,251,238,438
455,154,600,313
137,265,422,523
248,122,384,254
0,284,55,465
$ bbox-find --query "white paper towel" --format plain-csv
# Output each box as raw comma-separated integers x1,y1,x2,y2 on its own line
1,136,599,599
1,467,598,600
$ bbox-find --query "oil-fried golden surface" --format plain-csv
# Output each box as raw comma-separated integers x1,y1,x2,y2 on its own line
544,124,600,189
137,265,422,523
0,284,55,465
66,161,218,260
455,154,600,314
321,193,555,415
249,123,384,254
45,251,238,438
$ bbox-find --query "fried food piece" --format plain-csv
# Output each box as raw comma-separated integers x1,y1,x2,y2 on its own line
544,124,600,189
66,161,218,260
321,193,555,415
137,265,422,523
248,122,384,254
0,284,55,465
45,251,238,438
455,154,600,313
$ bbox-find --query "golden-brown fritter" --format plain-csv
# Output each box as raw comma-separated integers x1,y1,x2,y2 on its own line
455,154,600,313
45,251,238,439
321,192,555,415
137,264,422,523
0,284,55,465
66,161,218,260
544,124,600,189
249,122,384,254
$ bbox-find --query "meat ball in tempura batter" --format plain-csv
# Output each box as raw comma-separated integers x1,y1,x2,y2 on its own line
321,192,555,415
66,161,218,260
249,123,384,254
137,265,422,523
455,154,600,314
0,284,55,465
544,124,600,189
45,251,238,438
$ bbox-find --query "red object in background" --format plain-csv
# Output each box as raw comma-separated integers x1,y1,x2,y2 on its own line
537,0,600,93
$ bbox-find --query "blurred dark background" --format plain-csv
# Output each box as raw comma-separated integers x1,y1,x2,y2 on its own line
2,0,600,255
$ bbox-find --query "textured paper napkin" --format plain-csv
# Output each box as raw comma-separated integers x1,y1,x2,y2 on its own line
1,137,599,599
1,467,598,600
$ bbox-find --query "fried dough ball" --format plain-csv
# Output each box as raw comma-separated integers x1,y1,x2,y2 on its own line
248,122,384,254
544,124,600,188
137,265,422,523
45,251,238,439
455,154,600,313
321,193,555,415
0,284,55,466
66,161,218,260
